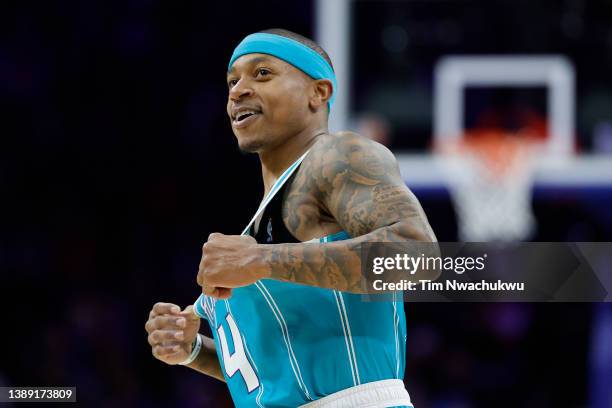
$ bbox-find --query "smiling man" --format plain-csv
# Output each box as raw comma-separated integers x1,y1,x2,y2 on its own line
145,29,436,407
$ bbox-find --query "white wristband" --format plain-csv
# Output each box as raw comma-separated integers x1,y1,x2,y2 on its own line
179,333,203,365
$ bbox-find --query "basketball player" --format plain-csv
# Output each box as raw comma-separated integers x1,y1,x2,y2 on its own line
145,29,436,407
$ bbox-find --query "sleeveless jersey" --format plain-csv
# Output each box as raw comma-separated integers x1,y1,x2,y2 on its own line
193,153,407,407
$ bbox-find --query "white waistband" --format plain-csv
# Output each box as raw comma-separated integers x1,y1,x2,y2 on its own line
299,379,413,408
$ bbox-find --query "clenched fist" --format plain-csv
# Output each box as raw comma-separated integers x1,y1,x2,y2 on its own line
197,233,270,299
145,302,200,365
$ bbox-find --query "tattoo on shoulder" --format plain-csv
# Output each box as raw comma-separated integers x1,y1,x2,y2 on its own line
263,133,436,293
303,133,428,238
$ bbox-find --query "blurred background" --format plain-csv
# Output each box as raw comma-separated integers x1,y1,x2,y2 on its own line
1,0,612,407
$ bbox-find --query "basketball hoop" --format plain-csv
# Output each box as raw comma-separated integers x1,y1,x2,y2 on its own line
436,130,540,242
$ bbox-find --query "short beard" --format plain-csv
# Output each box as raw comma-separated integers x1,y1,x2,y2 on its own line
237,140,265,154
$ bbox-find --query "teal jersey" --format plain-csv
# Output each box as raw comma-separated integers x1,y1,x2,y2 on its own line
194,231,407,407
193,151,408,407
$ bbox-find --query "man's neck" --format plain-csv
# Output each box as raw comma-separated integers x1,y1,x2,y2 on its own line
259,124,327,194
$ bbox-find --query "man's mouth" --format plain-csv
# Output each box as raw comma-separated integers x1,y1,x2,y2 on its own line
233,109,261,128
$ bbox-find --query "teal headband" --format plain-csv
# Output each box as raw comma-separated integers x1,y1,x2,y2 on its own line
228,33,336,110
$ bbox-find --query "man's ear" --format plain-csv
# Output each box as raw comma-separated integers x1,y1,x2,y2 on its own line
309,79,333,111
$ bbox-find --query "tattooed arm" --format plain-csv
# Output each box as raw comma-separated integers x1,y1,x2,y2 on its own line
258,132,438,293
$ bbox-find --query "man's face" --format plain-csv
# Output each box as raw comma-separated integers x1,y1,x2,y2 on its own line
226,53,313,153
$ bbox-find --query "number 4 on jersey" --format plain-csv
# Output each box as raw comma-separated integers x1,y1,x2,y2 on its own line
217,314,260,393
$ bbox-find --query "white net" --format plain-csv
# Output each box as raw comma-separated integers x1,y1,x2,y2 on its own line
437,133,539,242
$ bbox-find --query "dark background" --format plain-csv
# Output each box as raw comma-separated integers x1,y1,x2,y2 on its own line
1,1,611,407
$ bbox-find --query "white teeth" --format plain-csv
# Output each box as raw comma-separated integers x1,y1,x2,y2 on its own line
234,109,259,121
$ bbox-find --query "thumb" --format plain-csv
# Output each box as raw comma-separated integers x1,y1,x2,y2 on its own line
180,305,200,321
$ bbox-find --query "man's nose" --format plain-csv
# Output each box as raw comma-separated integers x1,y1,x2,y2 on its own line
229,79,254,101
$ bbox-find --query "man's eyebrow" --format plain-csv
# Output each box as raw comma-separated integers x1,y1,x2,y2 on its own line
227,56,274,75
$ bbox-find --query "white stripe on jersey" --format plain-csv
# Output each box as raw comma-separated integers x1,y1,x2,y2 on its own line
392,291,400,378
333,291,357,386
255,281,313,401
337,291,361,385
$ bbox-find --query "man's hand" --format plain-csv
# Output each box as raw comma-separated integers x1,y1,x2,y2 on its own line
197,233,268,299
145,302,200,365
